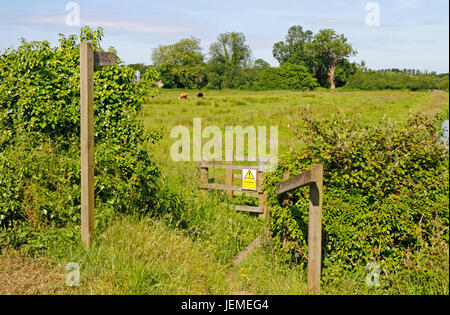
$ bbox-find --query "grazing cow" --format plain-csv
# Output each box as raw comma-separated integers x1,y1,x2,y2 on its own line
179,93,188,100
197,92,204,98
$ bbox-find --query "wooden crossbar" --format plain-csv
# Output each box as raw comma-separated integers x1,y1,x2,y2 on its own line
198,183,262,196
200,162,263,172
234,205,263,214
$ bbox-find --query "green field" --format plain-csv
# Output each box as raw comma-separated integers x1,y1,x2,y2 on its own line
144,88,447,155
2,89,448,295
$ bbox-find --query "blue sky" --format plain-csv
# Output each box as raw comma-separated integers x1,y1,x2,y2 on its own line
1,0,449,73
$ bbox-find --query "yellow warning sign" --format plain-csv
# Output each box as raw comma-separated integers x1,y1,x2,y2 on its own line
244,170,255,180
242,169,257,191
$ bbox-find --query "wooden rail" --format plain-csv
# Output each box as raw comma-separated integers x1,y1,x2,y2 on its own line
198,159,268,217
276,164,323,295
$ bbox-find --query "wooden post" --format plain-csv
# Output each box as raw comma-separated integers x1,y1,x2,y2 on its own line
201,166,209,198
258,172,267,218
308,164,323,295
226,150,233,198
80,41,95,249
226,165,233,199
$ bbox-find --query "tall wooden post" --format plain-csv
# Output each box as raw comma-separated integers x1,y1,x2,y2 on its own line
308,164,323,295
80,41,95,249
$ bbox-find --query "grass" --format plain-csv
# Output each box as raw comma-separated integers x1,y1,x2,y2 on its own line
40,216,229,294
143,89,448,163
70,217,233,294
2,89,448,295
0,250,69,294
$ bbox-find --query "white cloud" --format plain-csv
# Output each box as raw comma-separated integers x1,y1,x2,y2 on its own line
19,14,195,34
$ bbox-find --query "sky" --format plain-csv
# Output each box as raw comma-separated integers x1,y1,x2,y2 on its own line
0,0,449,73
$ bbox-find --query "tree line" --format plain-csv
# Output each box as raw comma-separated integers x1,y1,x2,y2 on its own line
129,26,359,91
129,25,448,92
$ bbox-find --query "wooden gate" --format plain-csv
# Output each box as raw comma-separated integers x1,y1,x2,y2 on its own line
197,158,268,218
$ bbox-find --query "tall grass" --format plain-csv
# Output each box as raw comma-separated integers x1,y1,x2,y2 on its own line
48,216,231,295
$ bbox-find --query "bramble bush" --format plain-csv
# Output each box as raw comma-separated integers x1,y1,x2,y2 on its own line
0,27,185,251
264,108,449,278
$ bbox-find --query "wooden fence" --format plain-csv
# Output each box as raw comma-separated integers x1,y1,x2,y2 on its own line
197,159,323,294
276,164,323,295
197,158,268,218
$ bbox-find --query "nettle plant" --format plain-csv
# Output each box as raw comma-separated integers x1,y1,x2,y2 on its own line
0,27,167,242
264,108,449,275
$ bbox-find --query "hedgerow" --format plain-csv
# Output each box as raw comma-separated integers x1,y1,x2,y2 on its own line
0,27,179,251
264,108,449,278
346,71,449,91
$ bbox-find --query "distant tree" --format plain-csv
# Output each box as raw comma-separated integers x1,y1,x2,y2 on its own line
128,63,148,75
254,58,271,70
209,32,251,67
273,26,357,88
151,38,206,89
272,25,314,68
206,32,251,89
311,29,357,89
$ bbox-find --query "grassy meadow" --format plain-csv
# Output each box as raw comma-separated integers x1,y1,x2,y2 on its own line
2,89,448,295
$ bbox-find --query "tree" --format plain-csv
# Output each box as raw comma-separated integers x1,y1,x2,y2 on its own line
334,59,358,88
128,63,148,75
272,25,314,68
273,26,358,88
206,32,252,89
312,29,357,89
254,58,271,70
209,32,251,67
152,38,206,89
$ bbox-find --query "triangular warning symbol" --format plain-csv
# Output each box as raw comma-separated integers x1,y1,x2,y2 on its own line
245,170,255,180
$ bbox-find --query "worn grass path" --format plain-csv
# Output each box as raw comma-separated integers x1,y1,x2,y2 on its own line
226,235,263,295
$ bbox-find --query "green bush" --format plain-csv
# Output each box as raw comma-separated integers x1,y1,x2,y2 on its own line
253,63,319,91
264,109,449,276
0,27,171,251
346,71,449,91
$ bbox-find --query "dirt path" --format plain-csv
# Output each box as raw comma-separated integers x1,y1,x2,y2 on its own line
226,235,263,295
425,90,449,115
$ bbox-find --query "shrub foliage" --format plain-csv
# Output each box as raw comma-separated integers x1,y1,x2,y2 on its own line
0,27,166,248
264,108,449,276
252,63,319,91
346,71,449,91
